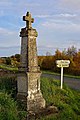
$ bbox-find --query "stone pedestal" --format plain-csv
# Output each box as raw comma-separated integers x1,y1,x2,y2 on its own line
17,12,45,113
17,71,45,112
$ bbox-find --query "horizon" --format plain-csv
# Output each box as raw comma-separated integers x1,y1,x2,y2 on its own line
0,45,79,57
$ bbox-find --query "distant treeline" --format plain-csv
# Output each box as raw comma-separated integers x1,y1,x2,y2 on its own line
0,46,80,76
38,46,80,76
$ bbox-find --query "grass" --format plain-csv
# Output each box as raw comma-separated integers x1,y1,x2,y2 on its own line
0,92,19,120
40,77,80,120
0,64,18,72
42,70,80,79
0,75,80,120
0,77,17,98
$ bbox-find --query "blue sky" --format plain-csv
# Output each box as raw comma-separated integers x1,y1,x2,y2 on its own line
0,0,80,56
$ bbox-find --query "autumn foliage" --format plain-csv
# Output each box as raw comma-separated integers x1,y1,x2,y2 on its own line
38,46,80,76
0,46,80,76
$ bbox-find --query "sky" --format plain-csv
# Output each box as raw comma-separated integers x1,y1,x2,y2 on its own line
0,0,80,56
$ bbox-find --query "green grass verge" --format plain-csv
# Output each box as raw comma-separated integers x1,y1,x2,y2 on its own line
0,64,18,72
42,70,80,79
40,77,80,120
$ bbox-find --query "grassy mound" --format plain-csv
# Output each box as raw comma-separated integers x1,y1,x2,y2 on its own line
40,77,80,120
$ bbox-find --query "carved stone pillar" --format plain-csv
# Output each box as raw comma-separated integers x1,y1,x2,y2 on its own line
17,12,45,113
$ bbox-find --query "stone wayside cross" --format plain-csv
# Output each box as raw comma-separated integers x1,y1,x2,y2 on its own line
23,12,34,29
17,12,45,116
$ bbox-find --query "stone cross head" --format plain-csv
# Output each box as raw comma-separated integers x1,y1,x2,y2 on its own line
23,12,34,29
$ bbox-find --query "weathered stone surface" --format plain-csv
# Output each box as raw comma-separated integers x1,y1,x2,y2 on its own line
23,11,34,29
20,28,38,37
20,28,39,72
27,105,58,120
17,11,45,114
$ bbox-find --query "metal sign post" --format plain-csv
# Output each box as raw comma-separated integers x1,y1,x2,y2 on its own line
56,60,70,89
61,67,63,89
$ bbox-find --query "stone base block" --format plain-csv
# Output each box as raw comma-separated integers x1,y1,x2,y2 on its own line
27,92,45,113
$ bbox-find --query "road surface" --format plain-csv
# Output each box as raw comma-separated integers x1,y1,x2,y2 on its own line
42,73,80,91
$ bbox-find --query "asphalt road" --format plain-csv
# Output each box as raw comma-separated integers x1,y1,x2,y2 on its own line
41,73,80,91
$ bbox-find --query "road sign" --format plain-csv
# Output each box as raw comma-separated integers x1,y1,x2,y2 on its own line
57,64,69,68
56,60,70,68
56,60,70,65
56,60,70,89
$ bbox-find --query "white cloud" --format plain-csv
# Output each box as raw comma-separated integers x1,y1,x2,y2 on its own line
36,13,77,18
42,19,80,33
0,27,19,47
0,46,20,57
37,45,57,55
0,0,40,17
0,28,16,35
59,0,80,10
35,15,50,18
59,13,77,18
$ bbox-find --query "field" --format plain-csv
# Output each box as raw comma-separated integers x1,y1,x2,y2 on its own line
0,74,80,120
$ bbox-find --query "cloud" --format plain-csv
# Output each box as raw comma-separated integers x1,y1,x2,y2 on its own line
35,15,50,18
0,0,40,17
0,46,20,57
41,18,80,33
35,13,77,19
58,13,77,18
37,45,58,55
0,27,19,47
0,28,16,36
0,46,19,49
59,0,80,10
